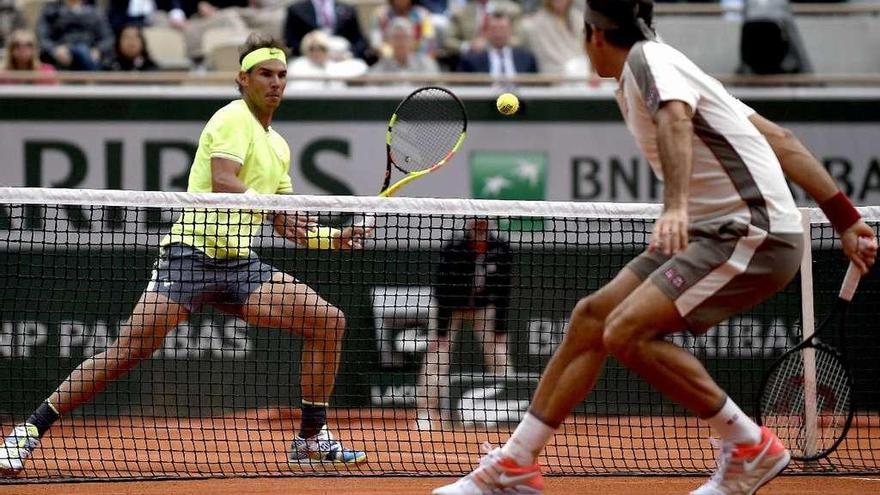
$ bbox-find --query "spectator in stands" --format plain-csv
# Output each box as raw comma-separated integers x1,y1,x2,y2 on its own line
36,0,115,71
370,17,439,77
106,0,190,35
0,0,25,50
288,29,352,88
441,0,520,65
0,28,56,83
326,33,368,76
237,0,291,40
417,0,449,15
415,217,514,431
181,0,249,60
369,0,436,58
284,0,368,59
458,11,537,77
738,0,811,75
521,0,584,74
103,24,159,71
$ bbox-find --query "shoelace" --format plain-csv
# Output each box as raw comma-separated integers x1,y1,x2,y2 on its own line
312,430,341,452
462,443,505,489
708,438,735,485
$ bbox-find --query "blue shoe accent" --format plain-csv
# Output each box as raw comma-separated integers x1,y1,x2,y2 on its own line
0,424,40,474
288,425,366,465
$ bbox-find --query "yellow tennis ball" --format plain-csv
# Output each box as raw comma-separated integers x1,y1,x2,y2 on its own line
496,93,519,116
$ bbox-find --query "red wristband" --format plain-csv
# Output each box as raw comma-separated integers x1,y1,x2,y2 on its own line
819,191,861,233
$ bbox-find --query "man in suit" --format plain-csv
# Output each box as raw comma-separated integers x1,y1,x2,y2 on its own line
458,11,537,76
107,0,194,34
442,0,520,60
284,0,367,58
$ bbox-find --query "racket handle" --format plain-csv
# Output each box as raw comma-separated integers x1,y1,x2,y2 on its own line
839,261,861,301
839,236,874,301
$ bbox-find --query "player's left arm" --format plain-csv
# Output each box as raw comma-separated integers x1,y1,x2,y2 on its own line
653,100,695,256
748,112,877,273
273,179,368,250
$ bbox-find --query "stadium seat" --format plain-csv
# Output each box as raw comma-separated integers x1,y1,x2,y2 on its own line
654,16,742,75
795,17,880,74
19,0,49,30
143,26,191,70
207,43,242,71
201,27,250,66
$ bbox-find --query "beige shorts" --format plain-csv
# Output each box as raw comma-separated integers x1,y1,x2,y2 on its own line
626,220,803,333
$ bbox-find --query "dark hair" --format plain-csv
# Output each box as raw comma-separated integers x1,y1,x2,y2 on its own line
107,24,157,71
584,0,655,48
237,33,289,69
236,33,288,93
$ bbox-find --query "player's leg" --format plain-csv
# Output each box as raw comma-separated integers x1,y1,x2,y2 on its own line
50,292,189,414
602,229,802,495
432,268,641,495
416,309,462,430
242,272,345,408
239,271,364,464
472,305,512,376
0,291,188,474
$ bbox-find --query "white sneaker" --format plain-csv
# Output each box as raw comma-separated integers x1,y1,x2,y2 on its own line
288,425,366,465
0,424,40,475
432,444,543,495
691,427,790,495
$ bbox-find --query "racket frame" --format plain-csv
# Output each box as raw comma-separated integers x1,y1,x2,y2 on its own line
755,262,861,461
380,86,468,197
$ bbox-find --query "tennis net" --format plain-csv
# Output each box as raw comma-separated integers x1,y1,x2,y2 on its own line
0,187,878,482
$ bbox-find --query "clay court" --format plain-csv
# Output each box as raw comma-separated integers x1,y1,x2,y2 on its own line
1,408,877,494
2,475,880,495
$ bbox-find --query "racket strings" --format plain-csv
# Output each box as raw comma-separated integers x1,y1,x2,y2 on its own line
761,348,851,458
390,88,465,173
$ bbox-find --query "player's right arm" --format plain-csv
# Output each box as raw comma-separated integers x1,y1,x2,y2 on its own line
748,113,877,272
209,156,316,246
211,157,248,193
653,100,695,256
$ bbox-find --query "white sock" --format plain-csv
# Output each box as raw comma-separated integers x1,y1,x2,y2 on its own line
705,397,762,445
500,412,556,466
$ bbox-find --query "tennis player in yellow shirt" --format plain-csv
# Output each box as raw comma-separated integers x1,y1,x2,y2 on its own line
0,34,368,473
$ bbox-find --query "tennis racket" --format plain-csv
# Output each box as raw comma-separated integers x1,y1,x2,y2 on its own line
357,86,467,229
378,86,468,197
756,261,862,461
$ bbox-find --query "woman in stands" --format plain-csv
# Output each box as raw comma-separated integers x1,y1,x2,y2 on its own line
103,24,159,72
0,29,56,84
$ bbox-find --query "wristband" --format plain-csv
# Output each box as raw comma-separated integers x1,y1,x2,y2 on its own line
306,226,341,250
819,191,861,233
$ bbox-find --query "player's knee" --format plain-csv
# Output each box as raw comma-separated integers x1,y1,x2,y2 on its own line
602,310,641,362
564,296,607,350
329,307,346,339
315,306,346,341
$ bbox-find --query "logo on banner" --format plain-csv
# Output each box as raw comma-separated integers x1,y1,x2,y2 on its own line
470,151,547,230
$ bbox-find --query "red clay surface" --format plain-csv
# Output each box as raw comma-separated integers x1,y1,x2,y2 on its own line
0,408,877,492
0,476,879,495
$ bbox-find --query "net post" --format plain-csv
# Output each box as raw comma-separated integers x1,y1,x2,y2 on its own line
799,208,819,458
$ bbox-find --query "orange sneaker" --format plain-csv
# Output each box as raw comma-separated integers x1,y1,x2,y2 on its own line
432,444,544,495
691,427,791,495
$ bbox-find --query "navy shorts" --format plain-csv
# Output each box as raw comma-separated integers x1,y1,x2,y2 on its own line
146,244,276,312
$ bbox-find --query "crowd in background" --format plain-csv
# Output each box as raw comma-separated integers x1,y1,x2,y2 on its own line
0,0,589,81
0,0,868,83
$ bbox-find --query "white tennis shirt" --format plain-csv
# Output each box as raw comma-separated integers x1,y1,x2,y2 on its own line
615,40,802,234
